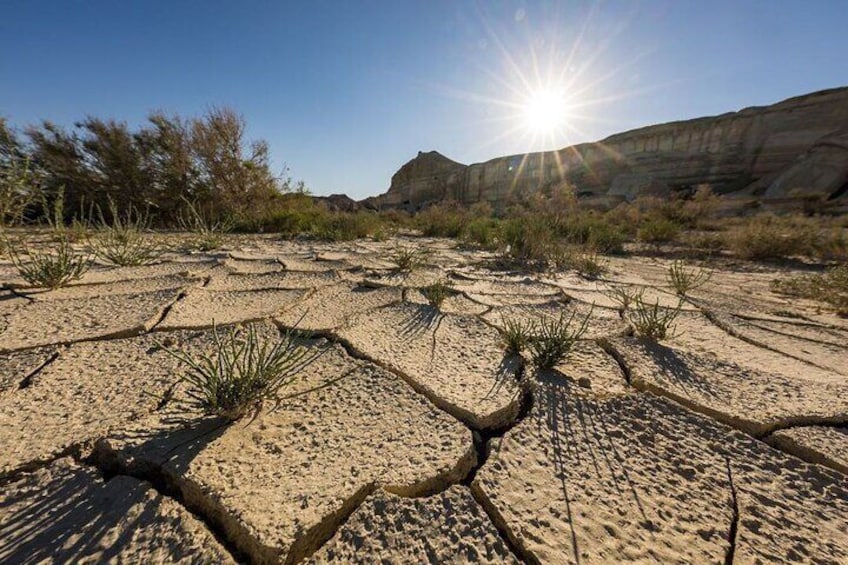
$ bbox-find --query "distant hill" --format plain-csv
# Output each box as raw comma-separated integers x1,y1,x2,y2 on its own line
363,87,848,213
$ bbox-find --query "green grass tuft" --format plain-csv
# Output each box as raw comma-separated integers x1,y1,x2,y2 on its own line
9,238,91,289
161,323,318,421
627,296,682,340
421,280,452,310
667,260,711,296
498,316,534,355
528,307,592,369
90,201,165,266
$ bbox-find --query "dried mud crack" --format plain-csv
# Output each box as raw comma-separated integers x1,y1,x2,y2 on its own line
17,350,60,390
82,440,250,564
5,235,848,563
723,458,740,565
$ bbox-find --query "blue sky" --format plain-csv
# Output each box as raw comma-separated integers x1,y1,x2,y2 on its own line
2,1,846,199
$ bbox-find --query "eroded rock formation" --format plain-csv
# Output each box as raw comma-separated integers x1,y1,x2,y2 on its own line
367,87,848,210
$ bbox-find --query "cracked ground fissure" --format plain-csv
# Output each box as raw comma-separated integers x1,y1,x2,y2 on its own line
3,242,848,564
723,458,739,565
270,318,538,562
596,334,848,476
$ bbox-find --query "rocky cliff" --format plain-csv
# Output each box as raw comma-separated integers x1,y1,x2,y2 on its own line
366,87,848,210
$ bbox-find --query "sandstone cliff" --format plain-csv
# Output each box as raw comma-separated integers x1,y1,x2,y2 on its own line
366,87,848,210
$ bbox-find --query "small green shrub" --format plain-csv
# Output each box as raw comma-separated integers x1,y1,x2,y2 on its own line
9,238,91,289
391,246,426,271
498,316,534,354
178,199,234,251
606,285,645,311
463,217,500,249
627,296,681,340
728,216,813,260
421,280,452,310
667,260,711,296
771,264,848,316
312,211,382,242
528,307,592,369
568,247,608,279
638,218,680,245
683,231,725,253
90,202,164,266
161,323,315,421
557,213,626,254
416,204,467,238
499,219,563,269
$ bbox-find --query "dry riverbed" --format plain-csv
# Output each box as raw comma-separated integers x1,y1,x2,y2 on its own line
1,233,847,564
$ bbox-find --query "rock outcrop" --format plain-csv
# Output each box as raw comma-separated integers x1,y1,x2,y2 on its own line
366,87,848,210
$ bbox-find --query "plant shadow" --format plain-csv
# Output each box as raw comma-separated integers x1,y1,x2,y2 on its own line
0,416,228,564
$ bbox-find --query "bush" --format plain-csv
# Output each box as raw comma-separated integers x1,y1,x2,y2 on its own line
638,218,681,245
682,231,725,253
565,247,608,279
390,246,427,271
557,212,626,254
498,316,533,355
312,211,382,241
771,264,848,316
667,260,711,296
606,285,645,312
728,215,813,260
89,201,164,266
627,296,681,340
499,218,563,269
416,203,467,238
0,138,39,226
161,323,317,421
9,237,91,288
528,307,592,369
178,199,234,251
421,280,452,310
463,216,500,249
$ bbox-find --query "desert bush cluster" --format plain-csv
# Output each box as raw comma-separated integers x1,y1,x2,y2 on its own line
771,264,848,316
499,307,592,369
3,112,846,262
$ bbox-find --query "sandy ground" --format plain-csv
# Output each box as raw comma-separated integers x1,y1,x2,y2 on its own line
1,232,847,564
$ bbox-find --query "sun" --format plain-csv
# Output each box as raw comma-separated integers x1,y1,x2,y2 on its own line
522,88,570,134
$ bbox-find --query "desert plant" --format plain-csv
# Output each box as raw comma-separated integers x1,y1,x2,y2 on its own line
667,260,711,296
771,264,848,316
161,323,316,421
462,216,500,249
89,201,164,266
528,307,592,369
499,218,563,270
627,296,682,340
9,238,91,289
178,199,234,251
0,120,39,226
682,231,725,254
638,217,681,246
391,246,426,272
312,210,382,242
568,247,608,279
727,215,813,261
415,203,467,237
606,285,645,311
499,315,534,355
421,280,452,309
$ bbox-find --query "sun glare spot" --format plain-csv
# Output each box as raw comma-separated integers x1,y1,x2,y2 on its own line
522,88,570,133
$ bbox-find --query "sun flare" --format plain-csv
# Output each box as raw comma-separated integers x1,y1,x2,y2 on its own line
522,88,570,134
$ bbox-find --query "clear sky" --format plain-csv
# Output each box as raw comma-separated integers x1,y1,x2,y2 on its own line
2,1,846,199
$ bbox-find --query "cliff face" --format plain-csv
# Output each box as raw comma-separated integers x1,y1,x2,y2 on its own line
367,87,848,210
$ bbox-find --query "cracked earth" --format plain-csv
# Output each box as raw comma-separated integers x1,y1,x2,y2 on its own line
1,234,847,564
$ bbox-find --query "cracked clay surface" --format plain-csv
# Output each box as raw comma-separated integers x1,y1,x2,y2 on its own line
1,234,847,564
